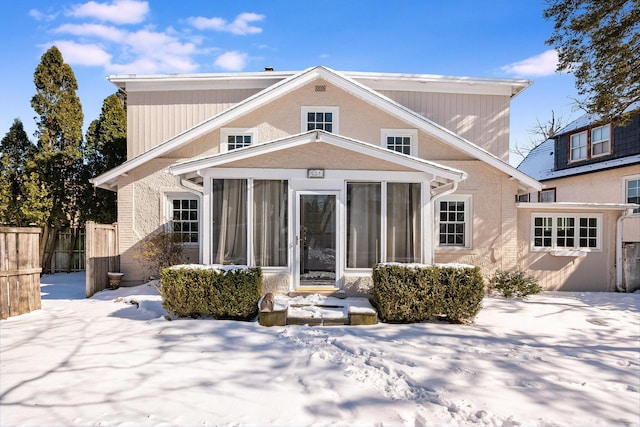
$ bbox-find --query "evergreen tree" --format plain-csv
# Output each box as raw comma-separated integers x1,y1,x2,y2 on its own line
545,0,640,122
80,92,127,223
0,119,33,225
30,46,84,270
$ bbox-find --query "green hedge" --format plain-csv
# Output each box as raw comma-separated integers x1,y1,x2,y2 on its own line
160,265,263,320
372,263,484,323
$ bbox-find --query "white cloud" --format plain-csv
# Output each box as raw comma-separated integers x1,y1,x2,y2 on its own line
68,0,149,25
55,23,127,42
48,40,112,67
29,9,58,22
190,12,264,35
214,51,248,71
501,49,559,77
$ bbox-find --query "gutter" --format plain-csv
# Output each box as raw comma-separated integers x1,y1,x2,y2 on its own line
616,208,635,292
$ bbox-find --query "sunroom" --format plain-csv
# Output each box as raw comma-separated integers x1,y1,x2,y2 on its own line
168,130,467,295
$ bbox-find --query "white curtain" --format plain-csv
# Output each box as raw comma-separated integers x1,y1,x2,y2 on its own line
347,183,381,268
387,183,421,263
253,180,288,267
212,179,247,264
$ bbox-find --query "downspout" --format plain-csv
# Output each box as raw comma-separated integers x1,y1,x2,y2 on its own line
429,180,459,265
616,208,634,292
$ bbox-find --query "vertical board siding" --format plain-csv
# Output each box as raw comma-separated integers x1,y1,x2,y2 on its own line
127,88,260,159
85,222,119,298
379,90,510,161
0,227,42,319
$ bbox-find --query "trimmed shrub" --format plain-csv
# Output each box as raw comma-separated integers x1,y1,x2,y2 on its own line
488,270,543,299
160,265,263,320
373,263,484,324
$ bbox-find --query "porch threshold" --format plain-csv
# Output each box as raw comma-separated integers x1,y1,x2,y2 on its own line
289,287,340,297
259,294,378,327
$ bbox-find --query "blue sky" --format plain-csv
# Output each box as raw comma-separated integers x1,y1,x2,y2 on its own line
1,0,581,166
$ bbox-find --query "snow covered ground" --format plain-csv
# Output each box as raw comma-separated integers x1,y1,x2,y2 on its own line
1,272,639,427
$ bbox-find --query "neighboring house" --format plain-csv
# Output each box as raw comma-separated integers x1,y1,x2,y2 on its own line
518,112,640,292
91,65,631,294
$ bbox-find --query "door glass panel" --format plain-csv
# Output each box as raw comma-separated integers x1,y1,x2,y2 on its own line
300,194,336,285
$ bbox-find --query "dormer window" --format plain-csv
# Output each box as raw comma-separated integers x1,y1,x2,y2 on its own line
568,123,612,162
570,131,587,161
591,124,611,156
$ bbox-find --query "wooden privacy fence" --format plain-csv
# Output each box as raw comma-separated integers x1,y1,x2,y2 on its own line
0,227,42,319
85,221,119,298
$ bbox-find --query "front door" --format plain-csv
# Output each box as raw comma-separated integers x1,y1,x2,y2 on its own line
296,192,338,288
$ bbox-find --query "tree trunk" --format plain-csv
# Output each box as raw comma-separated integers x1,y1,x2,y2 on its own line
67,228,79,273
43,228,58,274
39,223,49,269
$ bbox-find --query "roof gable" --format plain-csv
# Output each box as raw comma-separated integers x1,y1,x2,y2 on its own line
168,130,467,189
92,66,540,191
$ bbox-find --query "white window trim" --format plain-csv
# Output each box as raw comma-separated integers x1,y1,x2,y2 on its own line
381,128,418,156
623,173,640,215
300,106,339,133
435,194,472,250
590,124,612,158
165,193,201,247
569,130,588,162
219,127,257,153
530,212,602,252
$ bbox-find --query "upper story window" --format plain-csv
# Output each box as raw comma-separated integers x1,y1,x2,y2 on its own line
569,123,612,162
220,128,256,153
381,129,418,156
591,124,611,156
539,188,556,203
168,196,199,244
301,106,339,133
625,176,640,213
570,131,588,161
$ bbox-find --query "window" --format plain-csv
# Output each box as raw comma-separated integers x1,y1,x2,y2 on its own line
220,128,256,153
381,129,418,156
531,213,601,251
570,131,587,161
591,124,611,156
437,195,471,248
301,106,339,133
516,193,530,203
227,135,252,150
533,216,553,248
212,179,247,264
539,188,556,202
169,197,199,243
253,180,288,267
568,123,613,162
625,177,640,213
347,183,381,268
387,183,421,262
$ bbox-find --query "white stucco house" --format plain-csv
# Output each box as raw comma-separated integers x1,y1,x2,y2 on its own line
91,66,636,293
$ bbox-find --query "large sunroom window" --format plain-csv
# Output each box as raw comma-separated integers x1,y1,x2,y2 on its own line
347,182,381,268
212,179,247,264
212,179,289,267
387,183,421,263
253,180,288,267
